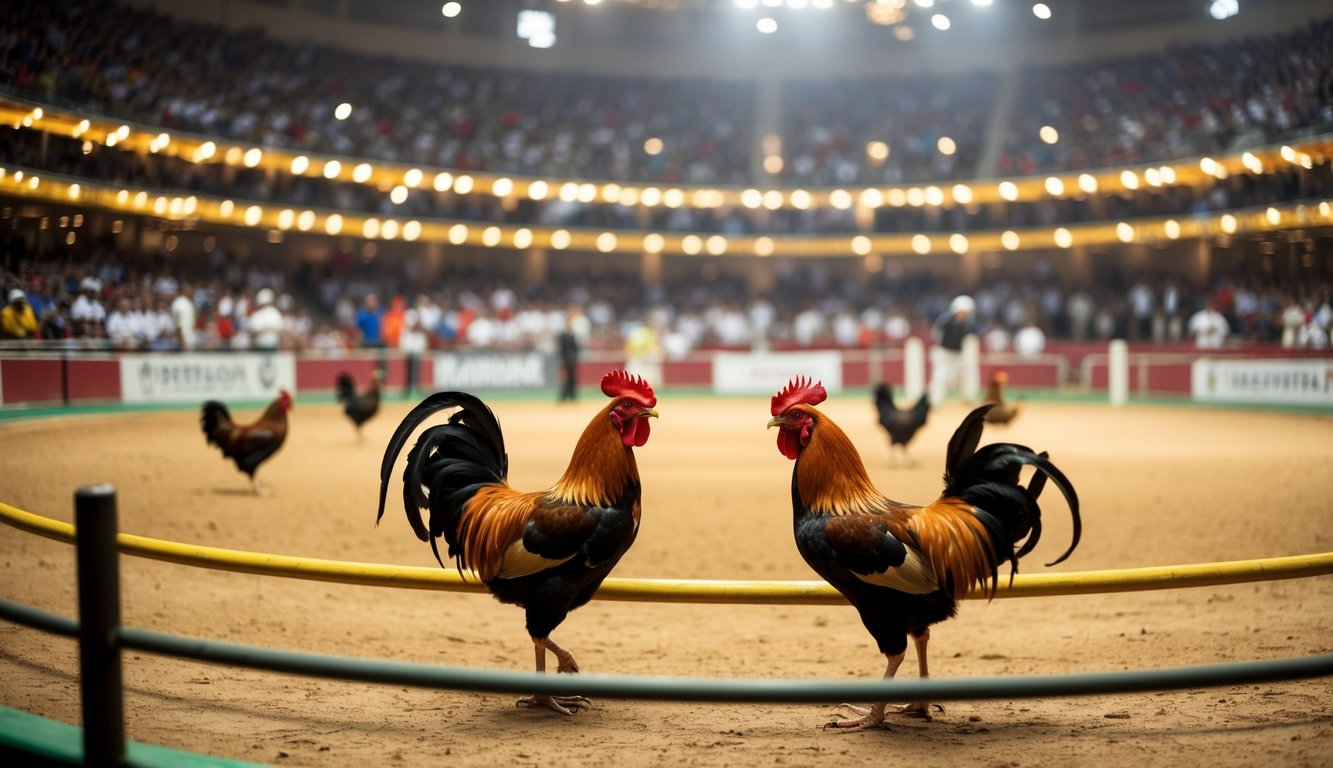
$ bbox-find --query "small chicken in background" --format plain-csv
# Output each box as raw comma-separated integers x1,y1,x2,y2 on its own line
768,377,1079,730
378,370,658,715
201,390,292,496
982,370,1022,425
335,367,383,442
873,382,929,466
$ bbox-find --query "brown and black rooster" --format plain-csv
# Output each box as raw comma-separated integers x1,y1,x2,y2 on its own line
982,370,1022,425
201,390,292,495
768,377,1079,730
873,382,929,465
377,370,658,715
335,368,383,441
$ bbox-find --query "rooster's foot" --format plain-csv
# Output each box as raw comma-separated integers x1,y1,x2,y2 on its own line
823,703,886,730
516,695,590,715
890,701,943,720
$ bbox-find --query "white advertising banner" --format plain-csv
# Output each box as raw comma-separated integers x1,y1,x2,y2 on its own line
434,351,553,390
119,353,296,403
712,351,843,395
1191,358,1333,406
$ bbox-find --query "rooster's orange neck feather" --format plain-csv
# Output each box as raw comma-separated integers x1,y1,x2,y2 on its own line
794,407,884,516
550,402,638,506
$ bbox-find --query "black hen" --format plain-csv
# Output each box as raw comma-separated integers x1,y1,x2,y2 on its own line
873,383,930,465
335,368,382,441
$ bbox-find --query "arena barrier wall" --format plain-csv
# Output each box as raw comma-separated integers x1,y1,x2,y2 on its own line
2,488,1332,766
1,343,1329,408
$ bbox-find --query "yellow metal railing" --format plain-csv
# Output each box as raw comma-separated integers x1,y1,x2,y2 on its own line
4,500,1331,604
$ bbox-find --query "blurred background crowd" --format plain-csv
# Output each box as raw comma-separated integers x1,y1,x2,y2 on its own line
2,1,1330,187
4,244,1331,356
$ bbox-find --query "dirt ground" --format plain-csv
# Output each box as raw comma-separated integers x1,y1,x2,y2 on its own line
1,392,1331,767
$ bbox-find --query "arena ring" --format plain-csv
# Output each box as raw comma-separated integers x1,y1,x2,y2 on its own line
3,489,1333,765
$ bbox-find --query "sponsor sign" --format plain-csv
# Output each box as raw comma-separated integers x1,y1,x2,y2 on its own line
1191,358,1333,405
712,351,843,394
434,351,553,390
120,353,296,403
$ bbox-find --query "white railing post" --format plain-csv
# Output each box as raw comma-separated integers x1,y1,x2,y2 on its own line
903,337,925,401
1109,339,1129,406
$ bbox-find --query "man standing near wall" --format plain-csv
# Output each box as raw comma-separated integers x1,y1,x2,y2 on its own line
248,288,285,351
929,294,976,404
170,282,197,351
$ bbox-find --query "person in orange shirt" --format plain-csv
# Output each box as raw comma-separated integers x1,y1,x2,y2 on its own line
381,295,407,349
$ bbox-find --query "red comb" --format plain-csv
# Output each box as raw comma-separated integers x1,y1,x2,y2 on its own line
771,376,826,416
601,370,656,407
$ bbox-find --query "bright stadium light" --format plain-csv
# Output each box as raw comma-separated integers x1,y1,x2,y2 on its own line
757,17,778,33
931,13,950,30
334,102,352,120
1208,0,1238,20
441,2,461,18
1032,3,1051,19
971,0,993,6
517,9,556,48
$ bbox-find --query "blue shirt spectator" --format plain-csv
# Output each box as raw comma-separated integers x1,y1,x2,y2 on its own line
355,294,384,348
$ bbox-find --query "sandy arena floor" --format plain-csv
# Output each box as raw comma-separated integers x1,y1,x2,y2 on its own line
1,392,1331,767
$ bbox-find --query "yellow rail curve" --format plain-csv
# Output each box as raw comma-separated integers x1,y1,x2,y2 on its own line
4,501,1331,604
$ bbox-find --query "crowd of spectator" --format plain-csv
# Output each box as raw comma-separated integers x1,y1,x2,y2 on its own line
999,17,1333,175
0,0,755,186
2,0,1330,189
779,73,999,185
4,245,1331,361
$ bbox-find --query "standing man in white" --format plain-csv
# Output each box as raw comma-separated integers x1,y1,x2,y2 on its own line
930,295,977,405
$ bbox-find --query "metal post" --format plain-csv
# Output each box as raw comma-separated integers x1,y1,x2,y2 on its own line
61,349,71,406
75,484,126,767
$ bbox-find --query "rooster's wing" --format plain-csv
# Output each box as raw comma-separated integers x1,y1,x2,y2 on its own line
796,513,940,595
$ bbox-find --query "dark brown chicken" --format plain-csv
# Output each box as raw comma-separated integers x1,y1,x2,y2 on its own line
201,390,292,495
378,370,658,715
982,370,1022,425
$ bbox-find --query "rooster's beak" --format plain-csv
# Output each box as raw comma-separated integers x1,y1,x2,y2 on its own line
766,417,782,429
644,407,659,419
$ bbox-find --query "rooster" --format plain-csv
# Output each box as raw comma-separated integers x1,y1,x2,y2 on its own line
201,390,292,496
767,377,1080,730
335,368,383,441
377,370,658,715
982,370,1022,425
872,383,929,465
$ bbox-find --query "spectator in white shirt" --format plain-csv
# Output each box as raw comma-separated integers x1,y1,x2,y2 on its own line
105,297,143,349
1013,320,1048,358
170,282,197,351
247,288,285,351
1187,300,1230,349
70,277,106,336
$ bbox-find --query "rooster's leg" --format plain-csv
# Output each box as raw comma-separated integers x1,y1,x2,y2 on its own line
544,637,580,674
515,637,590,715
250,475,271,497
889,629,943,720
825,653,904,730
